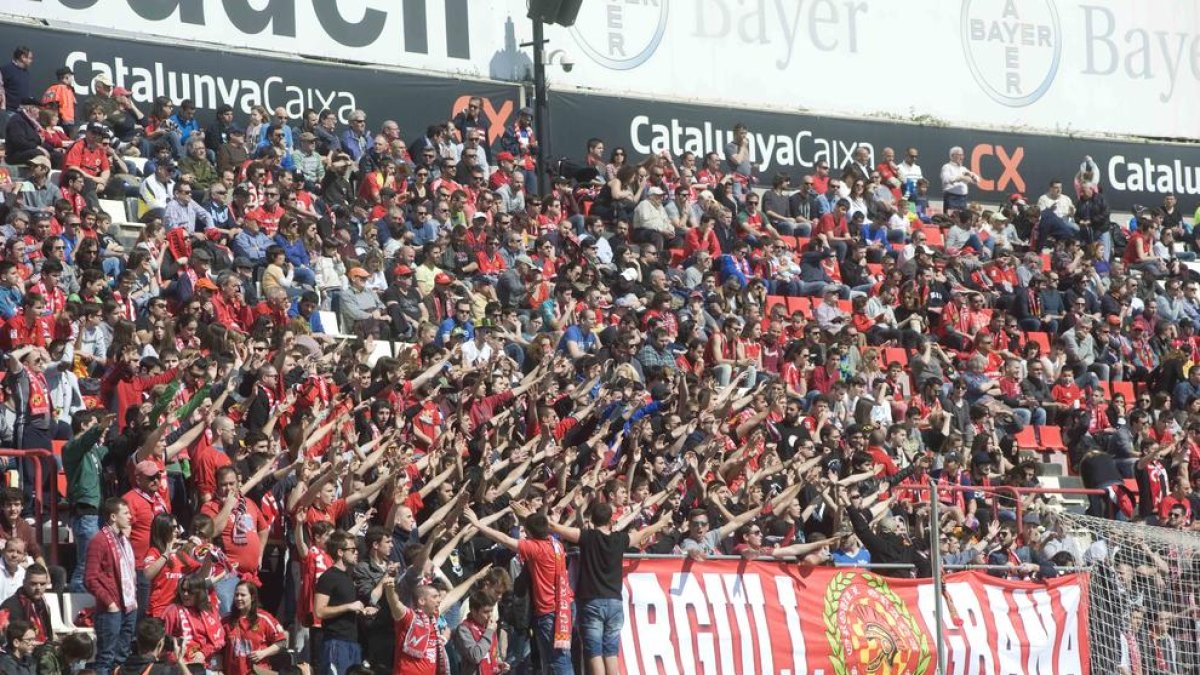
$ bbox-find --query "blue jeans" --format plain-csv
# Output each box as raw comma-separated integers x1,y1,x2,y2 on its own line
319,638,362,675
579,598,624,658
91,609,136,675
215,573,239,615
534,612,574,675
69,513,99,592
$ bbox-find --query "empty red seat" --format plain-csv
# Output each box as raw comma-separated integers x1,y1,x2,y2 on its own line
883,347,908,367
1014,427,1038,450
1038,425,1067,452
1025,331,1051,353
923,227,945,248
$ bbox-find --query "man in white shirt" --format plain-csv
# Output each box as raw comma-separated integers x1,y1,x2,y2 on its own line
1036,180,1081,242
0,538,27,603
138,158,175,215
896,147,924,198
633,186,674,250
461,324,495,367
939,146,979,214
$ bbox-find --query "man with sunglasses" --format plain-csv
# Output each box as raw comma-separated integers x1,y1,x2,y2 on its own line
315,530,378,675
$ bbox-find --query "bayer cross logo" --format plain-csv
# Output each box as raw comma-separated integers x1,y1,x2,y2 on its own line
961,0,1062,107
569,0,669,70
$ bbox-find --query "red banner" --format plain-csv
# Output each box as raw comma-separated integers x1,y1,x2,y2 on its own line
618,559,1089,675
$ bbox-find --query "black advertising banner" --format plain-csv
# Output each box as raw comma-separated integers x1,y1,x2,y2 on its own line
0,21,522,145
547,90,1200,213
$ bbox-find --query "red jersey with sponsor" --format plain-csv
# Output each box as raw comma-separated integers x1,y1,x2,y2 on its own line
222,610,287,675
143,546,199,618
394,605,443,675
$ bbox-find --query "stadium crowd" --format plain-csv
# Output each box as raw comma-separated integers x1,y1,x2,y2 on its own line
0,41,1197,675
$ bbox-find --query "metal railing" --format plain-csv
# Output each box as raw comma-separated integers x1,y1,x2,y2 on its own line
900,483,1107,525
0,448,59,565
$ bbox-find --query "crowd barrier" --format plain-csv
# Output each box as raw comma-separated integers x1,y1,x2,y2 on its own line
0,448,60,565
616,556,1089,675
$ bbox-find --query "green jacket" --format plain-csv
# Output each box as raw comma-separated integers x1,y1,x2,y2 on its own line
61,425,108,510
178,155,219,191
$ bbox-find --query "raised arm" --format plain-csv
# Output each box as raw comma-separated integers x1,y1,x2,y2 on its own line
464,507,520,552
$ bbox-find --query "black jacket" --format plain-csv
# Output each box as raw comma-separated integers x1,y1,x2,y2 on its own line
4,111,47,164
847,507,932,578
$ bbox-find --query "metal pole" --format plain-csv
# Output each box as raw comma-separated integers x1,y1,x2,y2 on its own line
930,480,947,675
531,17,550,195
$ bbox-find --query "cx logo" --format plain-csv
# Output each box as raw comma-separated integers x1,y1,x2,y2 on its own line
450,95,516,147
969,144,1025,193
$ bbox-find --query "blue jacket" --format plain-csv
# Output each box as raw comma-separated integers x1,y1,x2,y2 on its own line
718,254,750,288
273,234,312,269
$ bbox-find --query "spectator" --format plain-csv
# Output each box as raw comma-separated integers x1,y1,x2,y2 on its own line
0,46,33,112
939,146,979,214
85,497,138,675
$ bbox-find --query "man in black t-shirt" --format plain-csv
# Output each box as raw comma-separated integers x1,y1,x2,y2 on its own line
314,530,377,675
530,501,671,675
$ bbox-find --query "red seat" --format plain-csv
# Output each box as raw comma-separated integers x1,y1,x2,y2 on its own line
668,248,686,267
923,227,945,248
1014,427,1038,450
1040,253,1052,271
787,296,810,316
1025,331,1051,353
1037,425,1067,452
1111,381,1135,407
765,295,787,316
780,235,799,250
867,263,883,277
883,347,908,367
836,299,853,314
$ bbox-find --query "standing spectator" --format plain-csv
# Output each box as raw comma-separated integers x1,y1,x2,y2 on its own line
538,501,670,675
939,146,978,214
0,46,33,112
85,497,138,675
314,530,377,675
465,508,574,675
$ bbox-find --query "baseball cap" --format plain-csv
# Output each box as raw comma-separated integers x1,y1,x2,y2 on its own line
394,265,414,276
228,125,246,136
232,256,254,270
348,267,370,279
514,255,534,267
194,278,219,292
191,248,213,262
299,132,317,142
135,460,162,478
86,122,109,135
27,156,51,169
435,272,454,285
1009,193,1027,204
496,151,515,162
93,73,113,88
648,186,665,196
519,106,533,117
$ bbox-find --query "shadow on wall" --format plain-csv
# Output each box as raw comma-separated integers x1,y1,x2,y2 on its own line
490,16,534,82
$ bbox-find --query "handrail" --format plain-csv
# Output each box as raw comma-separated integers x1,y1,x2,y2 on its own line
900,483,1106,525
0,449,58,565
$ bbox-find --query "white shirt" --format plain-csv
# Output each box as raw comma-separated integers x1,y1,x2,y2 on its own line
896,160,924,183
0,563,25,604
940,162,970,196
1036,192,1075,218
461,339,494,367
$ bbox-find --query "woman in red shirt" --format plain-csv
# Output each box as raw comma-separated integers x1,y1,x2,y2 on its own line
163,573,226,672
223,581,287,675
143,512,198,619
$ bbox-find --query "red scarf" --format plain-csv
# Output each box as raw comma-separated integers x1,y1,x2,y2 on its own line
399,607,450,675
26,367,49,416
461,616,497,675
549,537,572,649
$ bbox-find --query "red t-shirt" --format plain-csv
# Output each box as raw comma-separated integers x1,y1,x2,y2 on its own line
123,488,171,569
222,611,287,675
304,497,349,541
64,140,110,177
200,498,268,580
394,605,441,675
298,545,332,627
143,546,199,618
517,538,572,617
190,438,231,502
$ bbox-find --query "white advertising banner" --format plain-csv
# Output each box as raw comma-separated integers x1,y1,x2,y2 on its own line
16,0,1200,140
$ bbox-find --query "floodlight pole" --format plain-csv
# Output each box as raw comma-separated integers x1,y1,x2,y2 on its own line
531,17,550,195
